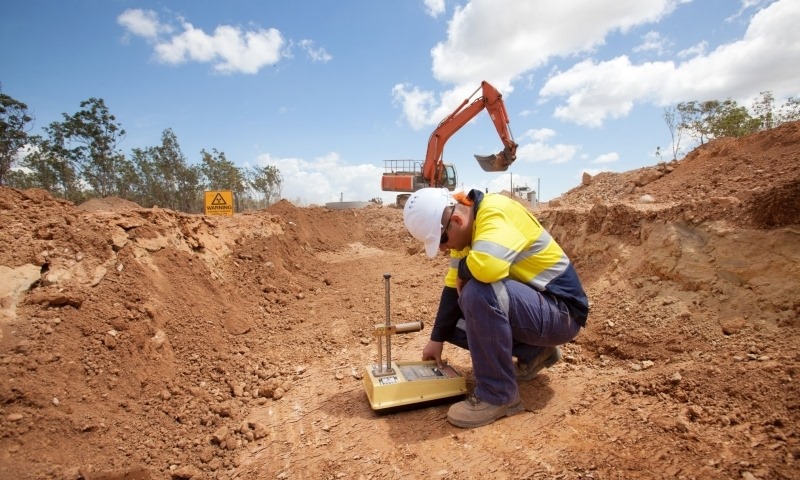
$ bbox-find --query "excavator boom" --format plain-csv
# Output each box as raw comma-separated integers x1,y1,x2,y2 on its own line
380,81,517,205
422,81,518,187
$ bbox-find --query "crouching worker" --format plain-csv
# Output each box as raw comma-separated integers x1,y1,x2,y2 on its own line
403,188,589,428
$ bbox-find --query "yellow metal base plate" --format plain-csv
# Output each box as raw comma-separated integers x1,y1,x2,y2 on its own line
363,360,467,410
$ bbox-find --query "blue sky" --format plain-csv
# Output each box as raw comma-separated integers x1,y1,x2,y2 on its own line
2,0,798,204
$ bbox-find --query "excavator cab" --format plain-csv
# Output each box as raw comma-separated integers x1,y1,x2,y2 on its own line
442,164,457,190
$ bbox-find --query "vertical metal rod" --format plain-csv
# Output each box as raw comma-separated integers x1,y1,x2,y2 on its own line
383,273,392,371
538,177,541,204
376,330,383,373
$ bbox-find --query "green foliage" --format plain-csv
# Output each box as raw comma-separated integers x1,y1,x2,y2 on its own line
128,129,203,212
665,91,799,159
49,98,128,197
676,99,723,145
0,92,284,213
16,134,83,201
777,97,800,124
246,164,282,209
200,148,247,211
706,99,760,139
0,88,33,185
751,91,775,130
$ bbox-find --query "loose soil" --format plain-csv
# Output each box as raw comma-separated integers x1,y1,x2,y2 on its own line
1,122,799,480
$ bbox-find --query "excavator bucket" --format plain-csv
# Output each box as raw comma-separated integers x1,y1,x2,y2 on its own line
475,153,511,172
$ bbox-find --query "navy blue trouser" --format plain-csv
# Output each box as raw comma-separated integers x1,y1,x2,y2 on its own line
447,279,581,405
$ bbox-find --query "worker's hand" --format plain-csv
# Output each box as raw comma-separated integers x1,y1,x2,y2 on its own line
456,277,469,296
422,340,444,368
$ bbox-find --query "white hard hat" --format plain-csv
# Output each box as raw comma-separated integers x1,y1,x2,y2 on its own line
403,188,455,258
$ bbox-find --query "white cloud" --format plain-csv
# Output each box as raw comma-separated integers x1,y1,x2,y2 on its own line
153,23,284,74
430,0,678,85
677,41,707,58
391,83,438,130
728,0,773,22
542,56,670,127
540,0,800,126
396,0,799,134
523,128,556,142
298,39,332,63
517,142,579,165
256,152,382,205
516,128,580,164
392,80,521,133
633,31,670,56
395,0,680,128
118,9,334,75
592,152,620,164
117,9,170,40
664,0,800,101
424,0,446,18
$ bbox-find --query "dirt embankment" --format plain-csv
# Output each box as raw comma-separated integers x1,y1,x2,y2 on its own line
0,122,798,480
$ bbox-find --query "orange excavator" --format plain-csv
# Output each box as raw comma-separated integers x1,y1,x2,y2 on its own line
381,81,518,206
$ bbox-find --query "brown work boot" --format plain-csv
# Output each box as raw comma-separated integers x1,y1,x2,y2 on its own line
515,346,562,381
446,395,524,428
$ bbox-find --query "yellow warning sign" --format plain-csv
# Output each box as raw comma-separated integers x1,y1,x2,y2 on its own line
204,190,234,216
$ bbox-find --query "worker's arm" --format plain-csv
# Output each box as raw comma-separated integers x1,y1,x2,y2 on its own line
422,286,461,367
429,286,460,341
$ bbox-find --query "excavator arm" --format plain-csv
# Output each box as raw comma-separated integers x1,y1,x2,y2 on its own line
379,81,517,204
422,81,518,187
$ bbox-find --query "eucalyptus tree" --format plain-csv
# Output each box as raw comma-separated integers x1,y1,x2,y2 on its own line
127,129,202,211
662,106,683,160
17,135,82,201
200,148,247,210
247,164,282,208
0,89,33,185
50,97,127,197
777,97,800,125
154,129,202,212
708,100,760,139
677,99,760,144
